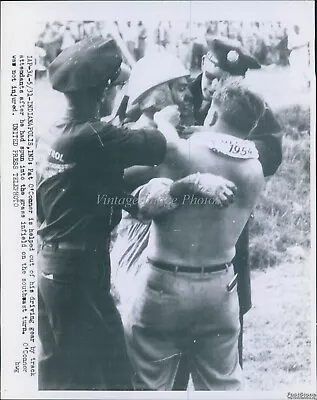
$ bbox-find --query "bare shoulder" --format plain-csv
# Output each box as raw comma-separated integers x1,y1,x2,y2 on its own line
234,158,265,195
239,158,264,178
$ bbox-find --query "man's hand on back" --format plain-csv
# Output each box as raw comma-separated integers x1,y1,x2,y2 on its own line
137,171,237,221
170,172,237,208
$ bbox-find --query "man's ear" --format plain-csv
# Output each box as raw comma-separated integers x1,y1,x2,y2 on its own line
204,106,218,127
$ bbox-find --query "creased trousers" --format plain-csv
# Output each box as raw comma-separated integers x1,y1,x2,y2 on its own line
123,259,243,391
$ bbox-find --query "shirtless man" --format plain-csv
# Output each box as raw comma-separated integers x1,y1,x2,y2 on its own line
123,81,266,391
111,53,230,305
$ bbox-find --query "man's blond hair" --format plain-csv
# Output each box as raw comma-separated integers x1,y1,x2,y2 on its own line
213,80,280,136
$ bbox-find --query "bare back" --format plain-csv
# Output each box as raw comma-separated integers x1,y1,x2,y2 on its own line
147,133,265,266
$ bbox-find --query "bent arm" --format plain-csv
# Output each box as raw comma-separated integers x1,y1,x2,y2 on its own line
124,165,159,192
170,172,237,208
137,178,178,221
123,118,184,191
138,171,238,221
86,121,167,168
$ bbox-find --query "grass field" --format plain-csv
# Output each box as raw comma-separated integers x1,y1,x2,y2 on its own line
242,104,313,390
243,259,313,390
249,105,311,270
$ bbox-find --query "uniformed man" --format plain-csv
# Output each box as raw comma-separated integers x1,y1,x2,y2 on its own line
36,36,177,390
189,36,261,126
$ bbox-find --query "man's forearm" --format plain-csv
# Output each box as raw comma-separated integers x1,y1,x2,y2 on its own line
169,174,200,199
124,165,158,192
137,178,178,221
170,172,237,207
138,172,238,221
155,120,180,144
123,120,182,192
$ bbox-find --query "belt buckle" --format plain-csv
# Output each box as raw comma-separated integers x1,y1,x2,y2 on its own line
174,265,179,274
201,266,205,274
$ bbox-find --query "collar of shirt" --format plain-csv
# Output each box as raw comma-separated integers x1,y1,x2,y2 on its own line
64,107,100,123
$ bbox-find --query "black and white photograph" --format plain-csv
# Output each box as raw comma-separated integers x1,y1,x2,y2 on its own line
1,1,315,398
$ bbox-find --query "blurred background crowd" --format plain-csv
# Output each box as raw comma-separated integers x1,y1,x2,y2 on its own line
34,20,310,75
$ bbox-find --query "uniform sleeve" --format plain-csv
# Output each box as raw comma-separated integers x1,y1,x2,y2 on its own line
249,132,283,177
87,122,167,168
248,106,283,177
123,165,159,192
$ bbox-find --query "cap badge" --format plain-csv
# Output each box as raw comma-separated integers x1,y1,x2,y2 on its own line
227,50,239,63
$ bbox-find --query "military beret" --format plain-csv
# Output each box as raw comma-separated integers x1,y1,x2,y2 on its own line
48,36,122,93
206,37,261,76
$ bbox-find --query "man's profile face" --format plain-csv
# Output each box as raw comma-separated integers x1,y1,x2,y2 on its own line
201,56,229,101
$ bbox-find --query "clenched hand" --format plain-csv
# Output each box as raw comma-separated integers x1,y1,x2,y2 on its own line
154,105,181,127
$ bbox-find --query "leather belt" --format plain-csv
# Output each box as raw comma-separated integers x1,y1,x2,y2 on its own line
148,258,231,274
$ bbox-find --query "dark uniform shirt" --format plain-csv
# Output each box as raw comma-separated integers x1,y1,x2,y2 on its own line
37,115,166,244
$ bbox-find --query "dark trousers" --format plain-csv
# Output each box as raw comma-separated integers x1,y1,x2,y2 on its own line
38,246,133,390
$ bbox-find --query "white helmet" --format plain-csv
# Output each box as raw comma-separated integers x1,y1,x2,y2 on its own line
128,52,190,105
